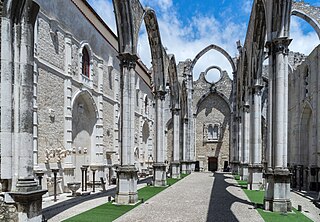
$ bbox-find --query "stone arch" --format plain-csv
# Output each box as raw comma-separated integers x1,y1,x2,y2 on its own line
291,9,320,40
71,90,98,181
71,89,99,119
113,1,167,92
195,91,231,116
168,55,180,110
191,44,236,74
299,102,313,166
79,42,94,79
144,8,166,92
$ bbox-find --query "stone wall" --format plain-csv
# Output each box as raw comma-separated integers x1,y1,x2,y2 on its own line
288,45,320,190
193,69,232,171
37,17,65,70
37,68,65,164
0,198,18,222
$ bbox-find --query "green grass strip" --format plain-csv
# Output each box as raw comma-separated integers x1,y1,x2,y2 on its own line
235,178,312,222
64,174,187,222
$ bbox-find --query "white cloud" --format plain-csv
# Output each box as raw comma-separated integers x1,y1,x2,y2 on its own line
88,0,319,82
289,17,319,56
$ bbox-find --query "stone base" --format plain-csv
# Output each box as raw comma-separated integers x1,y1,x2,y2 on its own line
181,161,192,174
153,163,167,187
63,166,76,192
248,165,263,190
240,164,249,181
9,188,47,222
171,162,180,179
264,169,292,212
230,161,240,174
115,165,138,205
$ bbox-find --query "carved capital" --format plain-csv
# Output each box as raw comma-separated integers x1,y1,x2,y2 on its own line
118,53,138,69
155,91,166,100
266,37,292,56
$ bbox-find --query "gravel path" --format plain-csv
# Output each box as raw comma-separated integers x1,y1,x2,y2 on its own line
114,172,264,222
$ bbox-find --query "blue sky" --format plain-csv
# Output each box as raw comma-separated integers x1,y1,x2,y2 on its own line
88,0,320,81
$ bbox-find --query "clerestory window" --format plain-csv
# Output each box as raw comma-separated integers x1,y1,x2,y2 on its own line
82,47,90,78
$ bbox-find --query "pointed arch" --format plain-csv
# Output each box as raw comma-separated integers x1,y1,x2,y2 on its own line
191,44,236,74
144,8,166,92
195,91,231,116
71,89,99,120
291,3,320,40
168,55,180,110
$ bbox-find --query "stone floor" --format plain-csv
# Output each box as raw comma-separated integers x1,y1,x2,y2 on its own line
42,172,320,222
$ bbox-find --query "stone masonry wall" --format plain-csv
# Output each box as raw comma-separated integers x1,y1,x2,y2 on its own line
37,17,65,70
193,69,232,171
37,68,65,164
0,198,18,222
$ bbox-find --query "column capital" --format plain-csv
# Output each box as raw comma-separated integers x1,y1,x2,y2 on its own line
154,91,166,100
266,37,292,56
118,53,139,69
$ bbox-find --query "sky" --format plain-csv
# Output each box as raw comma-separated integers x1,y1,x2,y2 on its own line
88,0,320,81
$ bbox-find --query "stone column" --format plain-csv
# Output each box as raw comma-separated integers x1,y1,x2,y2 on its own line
63,33,75,191
232,116,241,174
240,102,250,180
115,53,138,204
181,118,188,174
153,91,167,186
187,72,195,172
264,37,292,212
93,59,105,180
2,1,47,221
171,109,181,179
248,82,263,190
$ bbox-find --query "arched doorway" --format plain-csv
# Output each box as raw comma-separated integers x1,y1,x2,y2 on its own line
72,91,97,182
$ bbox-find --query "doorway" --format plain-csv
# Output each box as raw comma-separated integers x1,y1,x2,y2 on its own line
208,157,218,172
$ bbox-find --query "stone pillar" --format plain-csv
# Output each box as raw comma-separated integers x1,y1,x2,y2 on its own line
236,116,242,174
93,59,105,180
181,118,189,174
153,91,167,186
63,33,75,191
248,83,263,190
187,70,195,172
171,109,181,179
1,1,47,221
264,37,292,212
240,103,250,180
115,53,138,204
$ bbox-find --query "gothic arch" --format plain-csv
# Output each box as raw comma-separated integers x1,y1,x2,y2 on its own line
113,1,167,92
168,55,180,110
71,89,99,119
79,42,94,78
195,91,231,116
291,9,320,40
144,8,166,92
191,44,236,74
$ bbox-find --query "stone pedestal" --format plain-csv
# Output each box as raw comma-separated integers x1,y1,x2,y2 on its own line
181,161,192,174
153,163,167,187
115,166,138,204
248,164,263,190
231,161,240,174
63,166,75,192
264,169,292,212
170,162,180,179
240,163,249,180
9,189,47,222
